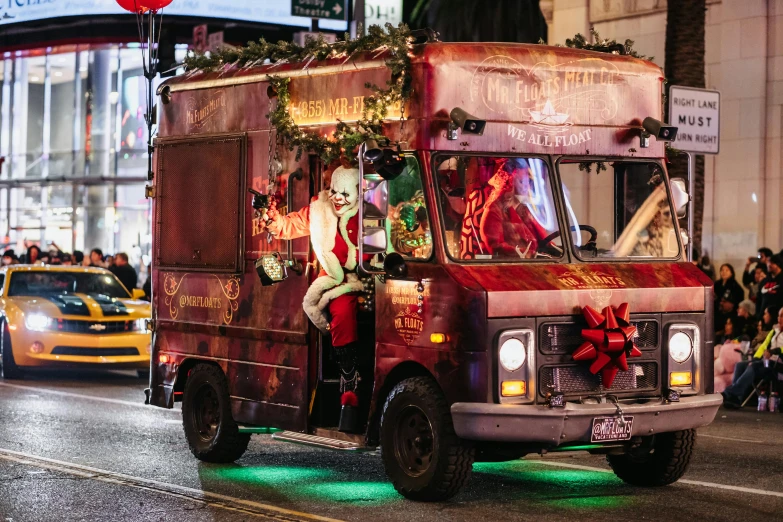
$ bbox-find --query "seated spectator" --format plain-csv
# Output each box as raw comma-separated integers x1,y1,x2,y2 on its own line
2,249,17,265
742,247,773,288
747,263,768,302
142,265,151,301
715,315,746,345
89,248,104,267
722,308,783,408
109,252,138,292
750,316,773,352
696,251,715,280
736,300,757,337
757,254,783,321
714,263,744,330
22,245,41,265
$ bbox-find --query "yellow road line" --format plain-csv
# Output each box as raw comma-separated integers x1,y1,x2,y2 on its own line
0,448,344,522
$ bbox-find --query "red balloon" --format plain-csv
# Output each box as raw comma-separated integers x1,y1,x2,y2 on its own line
116,0,148,13
137,0,174,10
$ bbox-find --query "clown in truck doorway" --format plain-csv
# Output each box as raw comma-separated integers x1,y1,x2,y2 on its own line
260,165,365,432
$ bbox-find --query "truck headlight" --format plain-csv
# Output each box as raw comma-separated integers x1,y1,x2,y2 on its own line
499,337,527,372
669,331,693,363
25,314,52,331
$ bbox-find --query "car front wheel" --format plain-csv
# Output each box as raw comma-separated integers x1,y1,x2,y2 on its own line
380,376,474,501
0,320,24,380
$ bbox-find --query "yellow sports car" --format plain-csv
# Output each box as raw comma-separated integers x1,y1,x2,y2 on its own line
0,265,151,379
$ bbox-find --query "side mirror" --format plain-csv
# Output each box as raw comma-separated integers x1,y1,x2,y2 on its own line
670,178,689,219
363,178,388,219
131,288,146,300
362,227,388,255
255,253,289,286
384,253,408,279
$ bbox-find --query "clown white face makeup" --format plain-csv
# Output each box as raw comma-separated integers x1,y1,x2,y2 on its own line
329,166,360,216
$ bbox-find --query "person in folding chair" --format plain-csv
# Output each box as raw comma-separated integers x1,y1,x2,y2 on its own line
722,308,783,408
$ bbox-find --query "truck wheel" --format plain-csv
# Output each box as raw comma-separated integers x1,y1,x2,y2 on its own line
607,429,696,486
182,364,249,463
380,376,474,501
0,320,24,380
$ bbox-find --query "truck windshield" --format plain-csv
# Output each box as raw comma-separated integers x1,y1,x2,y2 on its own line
434,155,563,261
558,160,680,259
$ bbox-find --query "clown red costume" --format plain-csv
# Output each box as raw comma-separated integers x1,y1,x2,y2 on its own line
264,166,364,431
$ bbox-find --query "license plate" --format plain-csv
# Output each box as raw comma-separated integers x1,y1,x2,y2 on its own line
590,416,634,443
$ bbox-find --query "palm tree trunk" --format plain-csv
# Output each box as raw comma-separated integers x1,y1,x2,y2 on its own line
665,0,706,256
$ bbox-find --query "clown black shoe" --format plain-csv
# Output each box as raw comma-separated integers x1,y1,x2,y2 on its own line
338,391,360,433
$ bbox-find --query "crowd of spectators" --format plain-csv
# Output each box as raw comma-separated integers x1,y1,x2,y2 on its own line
0,244,150,300
700,246,783,408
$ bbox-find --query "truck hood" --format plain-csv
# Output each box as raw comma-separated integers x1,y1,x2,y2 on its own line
448,262,712,318
9,293,150,320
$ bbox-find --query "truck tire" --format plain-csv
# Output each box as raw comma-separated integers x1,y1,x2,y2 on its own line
607,429,696,486
380,376,474,501
182,364,249,463
0,320,24,380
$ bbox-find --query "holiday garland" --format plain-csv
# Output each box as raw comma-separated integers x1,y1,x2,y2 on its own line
549,29,653,61
184,23,414,165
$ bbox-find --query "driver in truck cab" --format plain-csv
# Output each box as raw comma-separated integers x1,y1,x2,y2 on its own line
261,165,365,432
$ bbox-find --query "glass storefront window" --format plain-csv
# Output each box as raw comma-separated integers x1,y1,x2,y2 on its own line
0,44,154,261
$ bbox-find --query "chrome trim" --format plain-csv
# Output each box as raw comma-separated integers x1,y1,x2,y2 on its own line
668,323,700,393
498,328,535,403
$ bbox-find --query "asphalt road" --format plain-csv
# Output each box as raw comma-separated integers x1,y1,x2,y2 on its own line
0,370,781,522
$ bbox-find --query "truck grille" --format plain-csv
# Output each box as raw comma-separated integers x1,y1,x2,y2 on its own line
539,362,658,396
54,319,135,334
540,320,658,354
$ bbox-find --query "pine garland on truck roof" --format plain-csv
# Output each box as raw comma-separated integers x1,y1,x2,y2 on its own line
183,24,414,165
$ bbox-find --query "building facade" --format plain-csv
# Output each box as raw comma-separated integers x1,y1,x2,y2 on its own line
543,0,783,272
0,0,370,269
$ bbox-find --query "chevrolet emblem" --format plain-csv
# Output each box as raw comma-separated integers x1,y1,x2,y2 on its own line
89,324,107,331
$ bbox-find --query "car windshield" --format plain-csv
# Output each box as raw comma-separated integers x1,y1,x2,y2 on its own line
434,155,563,261
7,271,131,299
558,160,680,259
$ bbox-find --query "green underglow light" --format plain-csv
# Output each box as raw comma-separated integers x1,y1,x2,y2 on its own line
549,444,606,452
236,426,282,434
474,460,620,486
542,495,632,510
205,465,332,487
295,481,399,504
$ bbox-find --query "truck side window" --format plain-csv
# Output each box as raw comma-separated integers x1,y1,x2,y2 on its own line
387,156,432,259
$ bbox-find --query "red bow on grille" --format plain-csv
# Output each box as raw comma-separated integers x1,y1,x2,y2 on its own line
573,303,642,388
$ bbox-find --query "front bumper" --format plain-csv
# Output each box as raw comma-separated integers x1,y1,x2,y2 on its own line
12,329,151,368
451,394,723,445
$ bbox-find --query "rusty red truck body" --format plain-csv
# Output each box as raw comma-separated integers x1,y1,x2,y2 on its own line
147,39,722,500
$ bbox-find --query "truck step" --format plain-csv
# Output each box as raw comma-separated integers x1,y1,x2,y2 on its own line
271,430,374,451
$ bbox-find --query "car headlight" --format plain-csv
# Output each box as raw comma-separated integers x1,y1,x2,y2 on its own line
133,319,148,332
669,331,693,363
25,314,52,331
499,337,527,372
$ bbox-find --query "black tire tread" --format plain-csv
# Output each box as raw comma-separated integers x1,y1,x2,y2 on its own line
607,429,696,486
380,376,474,501
182,363,250,463
0,320,24,380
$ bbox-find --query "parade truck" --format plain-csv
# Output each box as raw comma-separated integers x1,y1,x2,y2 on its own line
146,32,722,500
